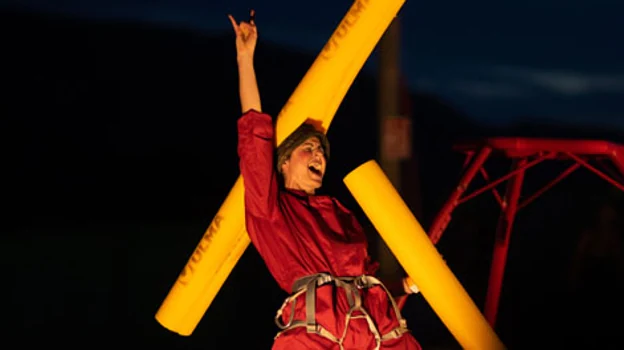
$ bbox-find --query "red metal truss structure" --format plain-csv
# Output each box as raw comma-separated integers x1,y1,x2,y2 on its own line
427,137,624,327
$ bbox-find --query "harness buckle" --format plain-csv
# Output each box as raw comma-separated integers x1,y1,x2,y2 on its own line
354,275,367,289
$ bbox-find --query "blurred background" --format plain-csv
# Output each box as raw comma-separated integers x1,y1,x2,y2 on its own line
2,0,623,348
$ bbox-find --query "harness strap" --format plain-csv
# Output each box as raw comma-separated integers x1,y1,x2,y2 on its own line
305,279,317,333
274,273,410,350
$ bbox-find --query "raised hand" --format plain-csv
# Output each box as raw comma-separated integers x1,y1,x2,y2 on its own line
228,10,258,60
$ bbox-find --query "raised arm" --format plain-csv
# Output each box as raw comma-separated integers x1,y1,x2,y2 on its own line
232,11,279,220
228,10,262,113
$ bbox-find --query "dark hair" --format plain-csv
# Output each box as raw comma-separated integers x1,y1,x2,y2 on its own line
276,123,330,173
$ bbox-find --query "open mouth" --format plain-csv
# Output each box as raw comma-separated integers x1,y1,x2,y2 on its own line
308,165,323,178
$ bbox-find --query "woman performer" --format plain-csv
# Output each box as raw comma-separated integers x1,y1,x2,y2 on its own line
229,10,423,350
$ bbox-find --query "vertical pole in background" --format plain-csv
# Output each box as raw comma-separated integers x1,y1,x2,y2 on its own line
484,159,526,326
377,15,410,280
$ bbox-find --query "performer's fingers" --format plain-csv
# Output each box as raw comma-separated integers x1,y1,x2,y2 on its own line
240,22,251,37
227,14,240,35
249,9,255,25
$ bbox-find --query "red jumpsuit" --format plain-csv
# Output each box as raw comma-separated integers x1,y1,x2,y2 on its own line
238,110,422,350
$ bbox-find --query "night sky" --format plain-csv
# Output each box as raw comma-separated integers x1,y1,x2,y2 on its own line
6,0,624,128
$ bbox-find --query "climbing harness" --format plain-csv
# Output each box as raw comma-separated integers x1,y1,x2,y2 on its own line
274,273,410,350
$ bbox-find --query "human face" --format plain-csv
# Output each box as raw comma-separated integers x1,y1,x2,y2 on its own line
281,136,327,195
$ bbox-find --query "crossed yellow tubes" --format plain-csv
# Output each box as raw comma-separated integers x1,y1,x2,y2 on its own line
155,1,505,348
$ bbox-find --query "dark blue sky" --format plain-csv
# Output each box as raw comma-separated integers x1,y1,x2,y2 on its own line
5,0,624,129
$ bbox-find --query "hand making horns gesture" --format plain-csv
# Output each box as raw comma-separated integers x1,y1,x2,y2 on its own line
228,10,258,59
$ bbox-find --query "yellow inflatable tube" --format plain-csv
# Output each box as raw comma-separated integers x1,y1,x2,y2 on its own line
343,160,506,350
275,0,405,138
156,177,246,333
156,0,406,336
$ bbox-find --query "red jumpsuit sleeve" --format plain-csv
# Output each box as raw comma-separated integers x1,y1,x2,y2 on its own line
237,109,280,219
